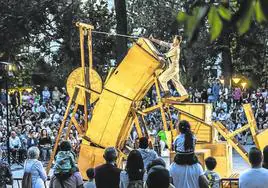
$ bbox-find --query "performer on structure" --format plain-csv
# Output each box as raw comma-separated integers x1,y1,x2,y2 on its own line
149,35,188,98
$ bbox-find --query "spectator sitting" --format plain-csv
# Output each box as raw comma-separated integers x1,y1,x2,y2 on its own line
9,131,24,163
38,129,52,161
23,147,47,188
83,168,96,188
239,147,268,188
120,150,145,188
0,149,13,188
27,129,38,149
53,141,78,178
263,145,268,169
95,147,121,188
217,109,228,122
138,137,158,169
204,157,220,188
170,120,208,188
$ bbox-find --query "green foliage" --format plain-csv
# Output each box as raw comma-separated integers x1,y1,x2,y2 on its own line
208,6,223,41
178,0,268,41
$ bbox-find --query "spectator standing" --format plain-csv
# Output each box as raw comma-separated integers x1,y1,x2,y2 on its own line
212,80,221,103
170,120,208,188
239,147,268,188
146,166,171,188
138,137,158,169
233,87,242,106
95,147,121,188
204,157,220,188
23,147,47,188
145,158,175,188
120,150,145,188
263,145,268,169
42,86,50,103
83,168,96,188
49,142,83,188
157,130,167,156
52,87,61,106
0,149,13,188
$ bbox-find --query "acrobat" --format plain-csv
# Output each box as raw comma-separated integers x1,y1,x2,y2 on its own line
149,35,188,99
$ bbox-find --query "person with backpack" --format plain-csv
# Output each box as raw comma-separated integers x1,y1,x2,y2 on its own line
22,146,47,188
53,141,78,179
49,141,83,188
119,150,145,188
0,149,13,188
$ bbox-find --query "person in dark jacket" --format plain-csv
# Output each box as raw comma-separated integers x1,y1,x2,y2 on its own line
27,129,38,149
0,149,13,188
95,147,121,188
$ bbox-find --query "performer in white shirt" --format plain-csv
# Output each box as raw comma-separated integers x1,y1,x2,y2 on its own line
149,35,188,99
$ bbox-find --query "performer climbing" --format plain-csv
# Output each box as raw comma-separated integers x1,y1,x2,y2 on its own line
149,35,188,99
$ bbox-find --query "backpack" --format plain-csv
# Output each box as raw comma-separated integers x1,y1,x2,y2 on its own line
127,180,144,188
22,160,38,188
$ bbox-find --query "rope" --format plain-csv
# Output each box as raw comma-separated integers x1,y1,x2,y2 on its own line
92,30,140,39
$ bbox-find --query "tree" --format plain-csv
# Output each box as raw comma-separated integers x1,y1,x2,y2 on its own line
0,0,115,86
114,0,128,63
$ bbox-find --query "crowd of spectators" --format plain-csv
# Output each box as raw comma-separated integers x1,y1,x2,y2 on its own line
1,78,268,164
0,86,81,164
2,121,268,188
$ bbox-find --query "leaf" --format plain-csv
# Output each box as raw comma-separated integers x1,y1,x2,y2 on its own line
236,0,255,35
260,0,268,19
218,5,232,21
177,11,187,22
208,6,223,41
255,0,266,23
186,6,209,43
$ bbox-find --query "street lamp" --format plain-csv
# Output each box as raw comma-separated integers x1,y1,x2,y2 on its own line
241,82,247,89
0,62,20,166
232,76,241,84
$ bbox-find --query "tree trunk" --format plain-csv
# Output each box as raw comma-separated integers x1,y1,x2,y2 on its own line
221,32,232,87
114,0,128,63
221,0,232,87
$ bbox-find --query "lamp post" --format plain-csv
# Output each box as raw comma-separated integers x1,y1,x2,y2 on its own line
0,62,16,165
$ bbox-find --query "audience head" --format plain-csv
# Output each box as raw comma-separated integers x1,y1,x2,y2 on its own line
86,168,95,180
126,150,144,181
205,157,217,171
263,145,268,164
249,147,262,167
139,137,149,149
147,158,166,172
28,146,40,159
103,147,117,163
11,131,16,138
40,129,48,137
178,120,194,151
146,165,170,188
59,140,72,151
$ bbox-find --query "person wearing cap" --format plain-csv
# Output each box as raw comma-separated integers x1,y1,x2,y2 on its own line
94,147,121,188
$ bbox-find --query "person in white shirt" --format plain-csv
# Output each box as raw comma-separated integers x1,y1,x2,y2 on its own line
9,131,24,162
239,147,268,188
